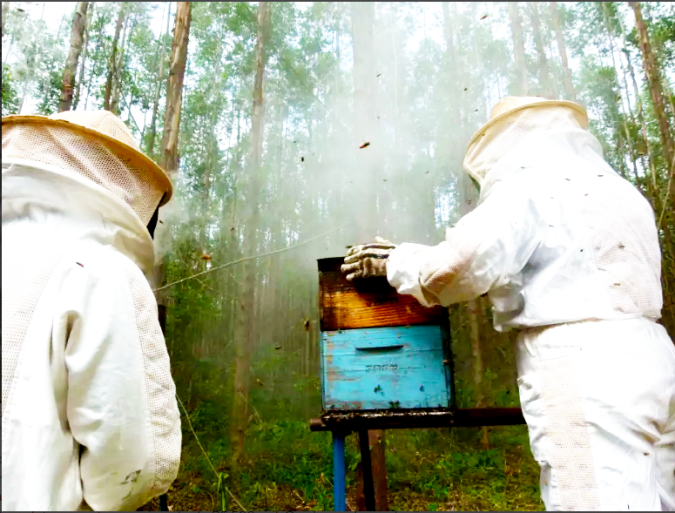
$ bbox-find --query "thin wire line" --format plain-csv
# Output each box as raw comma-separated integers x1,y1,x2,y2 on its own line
154,222,350,292
175,394,246,511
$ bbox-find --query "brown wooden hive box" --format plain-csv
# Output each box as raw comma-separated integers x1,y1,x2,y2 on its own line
318,257,446,331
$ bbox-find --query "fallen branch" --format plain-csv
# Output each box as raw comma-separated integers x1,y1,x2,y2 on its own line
153,223,351,292
293,490,305,503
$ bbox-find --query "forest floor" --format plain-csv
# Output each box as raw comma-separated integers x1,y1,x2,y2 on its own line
140,420,543,511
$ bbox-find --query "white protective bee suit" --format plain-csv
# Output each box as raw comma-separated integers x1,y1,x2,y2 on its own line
385,97,675,511
2,111,182,511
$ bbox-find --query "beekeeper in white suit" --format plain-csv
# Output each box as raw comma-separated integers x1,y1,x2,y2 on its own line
343,97,675,511
2,111,181,511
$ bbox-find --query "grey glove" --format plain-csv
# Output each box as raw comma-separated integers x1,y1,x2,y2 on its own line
341,236,397,281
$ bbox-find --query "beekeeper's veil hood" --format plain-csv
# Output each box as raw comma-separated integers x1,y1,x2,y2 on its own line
2,110,172,225
462,96,589,186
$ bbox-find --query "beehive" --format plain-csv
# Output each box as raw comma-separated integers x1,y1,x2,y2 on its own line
318,257,453,411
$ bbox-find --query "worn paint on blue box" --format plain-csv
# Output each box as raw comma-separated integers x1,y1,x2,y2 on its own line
321,325,452,411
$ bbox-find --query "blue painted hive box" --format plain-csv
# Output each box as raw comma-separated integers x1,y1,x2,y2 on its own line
318,257,453,411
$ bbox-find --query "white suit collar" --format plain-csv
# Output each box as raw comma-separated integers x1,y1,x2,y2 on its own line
2,159,156,273
478,128,617,202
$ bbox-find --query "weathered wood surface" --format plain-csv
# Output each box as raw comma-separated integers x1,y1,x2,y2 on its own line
321,326,451,410
309,407,526,431
318,257,445,331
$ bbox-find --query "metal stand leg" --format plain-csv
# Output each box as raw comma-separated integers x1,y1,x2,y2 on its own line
333,432,346,512
158,494,168,511
358,430,376,511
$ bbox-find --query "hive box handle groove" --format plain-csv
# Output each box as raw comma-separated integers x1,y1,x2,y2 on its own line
355,344,404,352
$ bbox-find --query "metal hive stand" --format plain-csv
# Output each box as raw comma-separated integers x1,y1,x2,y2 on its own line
309,407,525,511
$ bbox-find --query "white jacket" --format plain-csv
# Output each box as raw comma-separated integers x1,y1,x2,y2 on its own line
2,160,181,511
385,128,675,510
387,128,662,330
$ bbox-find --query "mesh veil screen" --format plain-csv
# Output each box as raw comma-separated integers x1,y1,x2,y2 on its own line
2,124,165,225
463,105,587,184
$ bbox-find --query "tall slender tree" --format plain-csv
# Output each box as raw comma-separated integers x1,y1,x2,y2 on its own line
630,1,675,209
2,2,9,39
509,2,529,95
104,2,125,111
232,0,271,465
549,2,575,100
600,3,641,190
59,2,89,112
72,2,93,111
350,2,379,241
155,1,191,415
17,38,36,115
350,4,389,509
110,9,135,114
161,1,191,175
147,2,171,155
155,2,191,340
528,2,553,98
442,2,461,151
617,10,656,196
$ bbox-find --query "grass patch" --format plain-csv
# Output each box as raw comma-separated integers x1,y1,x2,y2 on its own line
141,420,543,511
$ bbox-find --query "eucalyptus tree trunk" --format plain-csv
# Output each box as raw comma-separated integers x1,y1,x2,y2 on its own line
110,19,128,113
390,7,399,143
629,2,675,333
442,2,466,166
232,0,271,466
270,102,285,367
104,2,125,111
18,41,36,115
441,3,457,110
154,1,191,384
202,30,223,247
528,2,553,98
620,20,659,197
334,4,340,95
459,172,489,448
350,3,389,510
58,2,88,112
549,2,575,100
441,3,489,448
161,2,190,175
224,104,243,373
2,2,9,38
72,2,93,111
600,3,640,190
2,33,12,65
630,1,675,210
147,2,171,155
617,14,651,173
509,2,529,96
83,7,106,111
350,2,380,241
110,12,137,115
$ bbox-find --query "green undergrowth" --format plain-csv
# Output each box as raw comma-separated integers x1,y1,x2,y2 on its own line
141,418,543,511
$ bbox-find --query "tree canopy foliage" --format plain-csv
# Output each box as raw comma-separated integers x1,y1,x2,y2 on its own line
2,2,674,510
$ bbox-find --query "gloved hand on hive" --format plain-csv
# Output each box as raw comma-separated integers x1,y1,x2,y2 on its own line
341,236,397,280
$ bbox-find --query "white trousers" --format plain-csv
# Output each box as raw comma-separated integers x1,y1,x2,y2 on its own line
516,318,675,511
